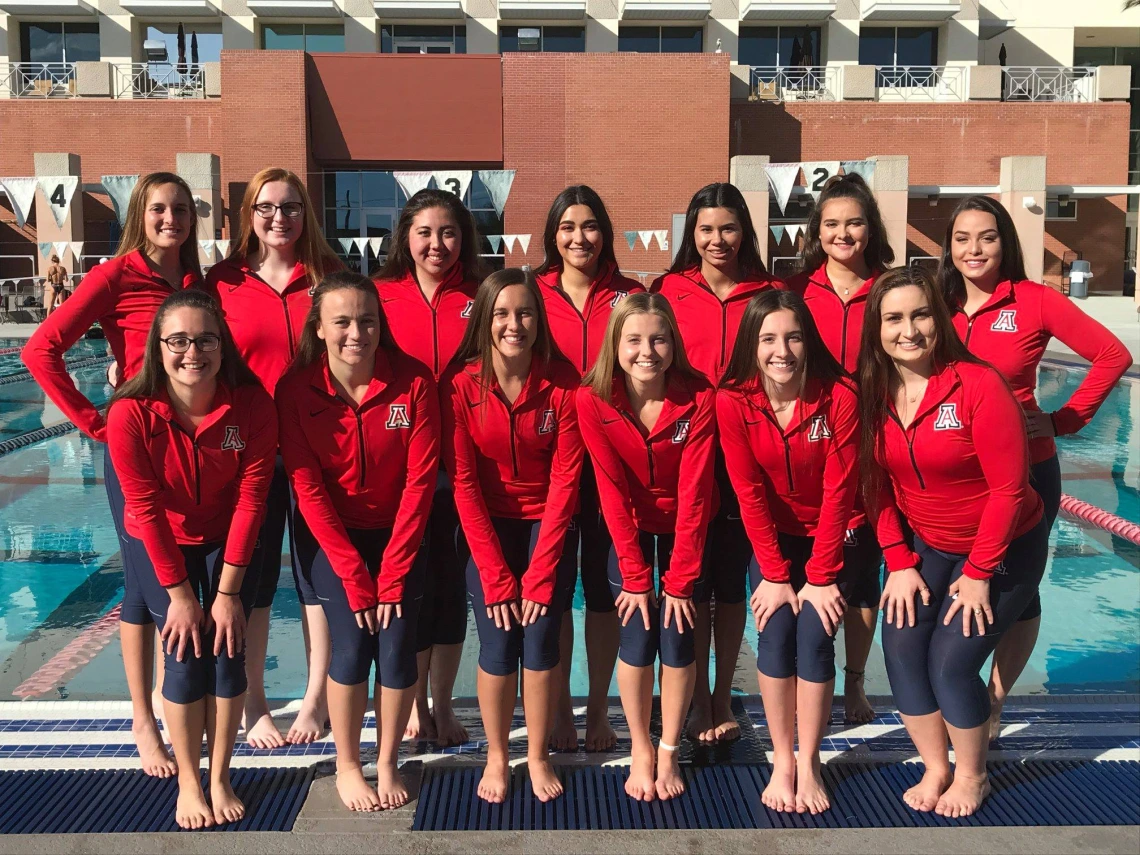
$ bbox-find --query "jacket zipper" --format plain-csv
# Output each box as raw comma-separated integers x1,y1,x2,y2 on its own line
760,409,795,492
282,297,296,357
620,411,655,487
171,422,202,505
840,301,852,367
889,411,926,489
494,391,521,478
354,410,367,489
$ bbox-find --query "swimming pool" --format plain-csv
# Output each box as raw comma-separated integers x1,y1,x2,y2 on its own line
0,360,1135,701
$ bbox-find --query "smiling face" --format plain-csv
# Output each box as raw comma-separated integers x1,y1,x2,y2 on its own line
159,307,221,392
316,288,380,373
756,308,805,390
252,179,304,251
951,209,1003,289
408,206,461,282
879,285,937,373
491,283,537,361
617,311,673,386
556,204,603,276
818,197,868,268
144,183,193,254
694,207,742,273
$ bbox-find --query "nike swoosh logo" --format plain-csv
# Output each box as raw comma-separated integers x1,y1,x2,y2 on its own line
743,418,763,426
467,400,482,408
309,408,328,417
675,293,692,301
601,417,620,425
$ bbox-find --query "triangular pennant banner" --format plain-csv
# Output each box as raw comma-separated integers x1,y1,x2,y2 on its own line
101,175,139,227
393,171,434,201
0,178,39,229
802,162,840,200
638,231,653,250
37,176,79,228
516,234,531,254
432,170,473,200
53,241,68,259
765,165,800,215
198,240,215,258
841,160,876,182
770,225,785,243
503,235,518,253
625,230,638,251
487,235,503,253
369,237,384,257
353,237,369,254
652,230,668,251
786,224,802,243
476,170,516,216
70,241,84,259
338,237,353,254
215,239,230,258
38,242,53,259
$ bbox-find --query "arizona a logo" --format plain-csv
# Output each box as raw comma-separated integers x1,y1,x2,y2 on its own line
386,404,411,429
933,403,962,430
221,426,246,450
808,415,832,442
610,291,629,308
461,300,474,319
538,408,556,434
990,309,1018,332
672,419,691,444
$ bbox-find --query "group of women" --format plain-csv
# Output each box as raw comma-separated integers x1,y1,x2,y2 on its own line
21,166,1131,829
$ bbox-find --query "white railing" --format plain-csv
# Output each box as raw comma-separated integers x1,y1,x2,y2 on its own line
112,63,205,99
749,66,841,102
1002,66,1096,103
875,65,966,102
0,63,77,98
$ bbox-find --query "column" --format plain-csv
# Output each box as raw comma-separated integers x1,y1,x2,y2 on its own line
999,155,1046,284
730,154,770,267
868,155,909,268
586,0,619,52
177,153,222,268
33,153,84,278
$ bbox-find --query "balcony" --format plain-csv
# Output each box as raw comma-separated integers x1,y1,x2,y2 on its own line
0,61,220,99
0,63,78,98
873,65,966,102
748,66,840,101
1002,67,1096,103
113,63,206,99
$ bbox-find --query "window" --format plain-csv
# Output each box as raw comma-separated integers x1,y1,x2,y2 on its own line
381,25,466,54
858,26,937,67
1075,46,1139,213
500,25,585,53
1046,196,1078,221
19,22,99,64
618,26,703,54
738,26,821,67
262,23,345,52
146,26,223,64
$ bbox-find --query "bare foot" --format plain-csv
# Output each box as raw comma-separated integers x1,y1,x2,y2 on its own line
711,696,741,742
987,696,1006,742
404,697,437,741
336,767,381,812
175,781,215,830
210,777,246,825
584,705,617,752
843,670,875,724
376,762,410,810
902,766,953,812
432,705,469,747
762,753,796,812
529,757,564,802
795,758,830,814
132,715,177,778
625,746,656,802
285,702,328,745
150,689,167,735
549,703,579,752
687,695,716,744
654,746,685,800
477,755,511,804
935,772,991,818
244,711,286,750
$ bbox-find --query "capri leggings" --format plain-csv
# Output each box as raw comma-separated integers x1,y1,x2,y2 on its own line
576,459,616,613
120,535,258,704
704,454,754,606
252,456,304,609
607,532,710,669
749,524,880,683
1017,453,1062,623
882,514,1049,729
303,526,426,689
465,517,578,676
105,452,152,626
416,471,469,651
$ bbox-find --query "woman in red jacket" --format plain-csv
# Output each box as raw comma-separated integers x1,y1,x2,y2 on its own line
534,184,644,752
106,289,276,829
205,166,344,750
939,196,1133,737
578,293,717,802
718,289,862,815
442,268,583,803
652,182,781,744
277,271,439,812
374,188,483,746
23,172,202,779
860,267,1048,817
788,173,894,725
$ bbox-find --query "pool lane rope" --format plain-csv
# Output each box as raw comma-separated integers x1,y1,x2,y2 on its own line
0,354,112,386
1059,494,1140,547
13,605,123,699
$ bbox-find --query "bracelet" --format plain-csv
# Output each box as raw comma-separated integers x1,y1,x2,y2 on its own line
216,590,241,597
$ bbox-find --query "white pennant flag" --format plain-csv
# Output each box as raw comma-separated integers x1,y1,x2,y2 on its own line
652,230,668,251
394,171,434,201
215,239,230,258
765,165,800,215
802,162,840,200
101,175,139,226
0,178,39,229
353,237,369,254
770,225,785,244
841,160,876,182
38,176,79,228
53,241,69,260
516,234,531,254
198,240,215,259
638,231,653,250
786,224,802,243
70,241,84,259
338,237,353,254
369,237,384,257
502,235,517,253
432,170,472,200
487,235,503,253
476,170,516,216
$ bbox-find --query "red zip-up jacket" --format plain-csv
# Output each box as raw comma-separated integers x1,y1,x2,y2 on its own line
22,250,201,441
716,377,860,585
869,360,1044,579
276,351,440,612
951,279,1132,464
536,263,645,375
651,267,783,383
576,374,717,598
375,263,479,379
203,258,316,396
105,382,277,587
441,357,584,606
788,263,879,374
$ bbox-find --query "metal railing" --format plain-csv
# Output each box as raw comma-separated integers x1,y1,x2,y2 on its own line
875,65,966,102
0,63,77,98
749,66,841,102
112,63,205,99
1002,66,1096,102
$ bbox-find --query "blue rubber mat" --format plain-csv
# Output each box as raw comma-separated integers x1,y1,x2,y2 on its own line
0,767,313,834
412,760,1140,831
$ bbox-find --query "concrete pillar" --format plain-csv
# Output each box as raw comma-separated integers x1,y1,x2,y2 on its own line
868,155,909,268
99,13,136,65
999,156,1046,284
707,0,738,58
344,15,379,52
0,13,14,98
825,0,860,65
730,155,771,267
222,16,257,50
586,0,619,52
466,17,499,54
32,154,84,278
177,154,222,268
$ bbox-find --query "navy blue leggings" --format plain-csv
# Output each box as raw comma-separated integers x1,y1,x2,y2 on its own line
253,456,303,609
607,532,709,669
121,536,257,705
465,517,577,676
577,459,616,613
704,455,753,606
105,452,156,627
882,515,1049,729
1017,454,1062,622
416,472,469,650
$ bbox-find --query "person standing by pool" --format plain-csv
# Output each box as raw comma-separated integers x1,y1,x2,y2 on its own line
577,293,717,802
938,197,1133,738
442,268,583,804
534,185,644,753
205,167,344,751
105,289,276,829
374,188,483,747
717,290,862,815
861,266,1048,818
43,254,70,319
277,272,438,812
22,172,201,779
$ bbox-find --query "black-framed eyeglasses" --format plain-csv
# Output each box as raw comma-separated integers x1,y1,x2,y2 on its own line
252,201,305,219
161,334,221,354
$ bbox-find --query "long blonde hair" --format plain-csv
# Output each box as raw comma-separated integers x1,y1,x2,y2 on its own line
114,172,202,280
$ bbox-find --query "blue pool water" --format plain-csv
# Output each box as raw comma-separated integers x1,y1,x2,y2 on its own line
0,361,1135,700
0,337,108,379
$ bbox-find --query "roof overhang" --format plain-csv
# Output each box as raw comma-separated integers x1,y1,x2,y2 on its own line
499,0,587,20
621,1,712,21
909,185,999,197
741,2,837,21
247,0,344,17
119,0,221,17
373,0,464,18
1047,185,1140,198
0,0,97,15
862,2,961,22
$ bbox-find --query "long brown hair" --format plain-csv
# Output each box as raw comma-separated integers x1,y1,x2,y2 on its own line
376,188,486,283
292,270,395,372
535,185,619,276
582,292,702,400
111,289,257,405
721,289,845,394
229,167,343,283
937,195,1028,308
114,172,202,280
668,183,768,279
799,173,893,274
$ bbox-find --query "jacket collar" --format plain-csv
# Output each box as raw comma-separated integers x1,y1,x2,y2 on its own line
610,372,698,442
310,350,396,406
680,266,776,301
124,249,201,290
463,356,553,407
733,375,828,434
141,380,234,436
954,278,1016,317
230,256,312,294
806,262,878,302
888,360,962,426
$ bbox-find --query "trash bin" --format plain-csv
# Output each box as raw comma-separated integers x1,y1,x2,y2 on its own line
1069,260,1091,299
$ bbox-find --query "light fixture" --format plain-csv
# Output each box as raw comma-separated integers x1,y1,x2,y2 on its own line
1058,193,1071,205
927,193,939,207
1023,196,1037,209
